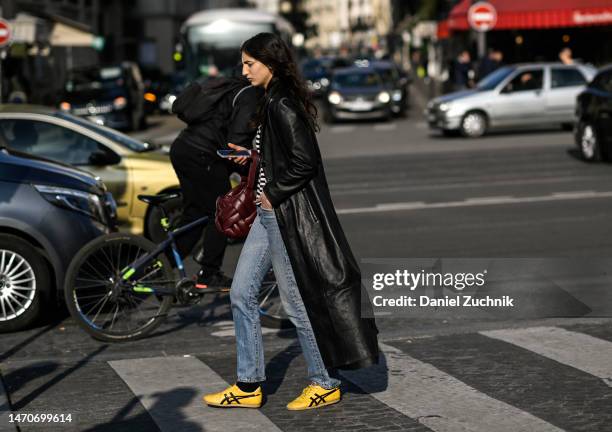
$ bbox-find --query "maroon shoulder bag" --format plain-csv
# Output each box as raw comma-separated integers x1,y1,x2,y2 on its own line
215,150,260,239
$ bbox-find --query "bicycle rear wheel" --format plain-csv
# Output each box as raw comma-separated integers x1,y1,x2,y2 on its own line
64,233,175,342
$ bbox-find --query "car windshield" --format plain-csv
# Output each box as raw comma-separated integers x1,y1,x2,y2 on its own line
476,66,515,91
54,112,151,152
334,71,382,88
65,66,125,92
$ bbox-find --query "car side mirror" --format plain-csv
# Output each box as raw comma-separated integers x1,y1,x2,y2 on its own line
89,149,120,166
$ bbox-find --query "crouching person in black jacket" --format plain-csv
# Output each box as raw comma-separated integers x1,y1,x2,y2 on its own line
170,76,263,288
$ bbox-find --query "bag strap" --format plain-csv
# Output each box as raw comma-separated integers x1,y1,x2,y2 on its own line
232,85,253,108
246,150,259,191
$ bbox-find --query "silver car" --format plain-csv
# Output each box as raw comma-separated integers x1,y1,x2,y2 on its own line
426,63,597,137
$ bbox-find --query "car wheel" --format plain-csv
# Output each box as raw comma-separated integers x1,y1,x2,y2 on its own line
146,195,183,244
579,123,601,162
460,111,487,138
0,234,50,333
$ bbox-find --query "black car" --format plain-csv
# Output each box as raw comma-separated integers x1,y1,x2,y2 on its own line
302,57,351,98
0,146,116,332
324,66,392,122
59,62,146,131
575,65,612,161
371,60,411,116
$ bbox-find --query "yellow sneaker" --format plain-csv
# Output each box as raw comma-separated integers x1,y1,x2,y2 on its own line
286,383,341,410
203,384,263,408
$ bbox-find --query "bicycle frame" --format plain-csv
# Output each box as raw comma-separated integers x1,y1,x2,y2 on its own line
120,216,209,294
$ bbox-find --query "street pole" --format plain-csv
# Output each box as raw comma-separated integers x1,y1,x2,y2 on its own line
477,31,486,59
0,49,3,103
0,48,7,103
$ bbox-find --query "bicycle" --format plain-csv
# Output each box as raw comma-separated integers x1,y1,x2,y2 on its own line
64,193,289,342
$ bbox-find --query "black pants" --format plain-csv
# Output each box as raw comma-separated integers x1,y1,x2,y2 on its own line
169,143,231,273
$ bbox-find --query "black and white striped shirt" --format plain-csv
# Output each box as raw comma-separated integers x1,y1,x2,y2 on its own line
254,125,267,203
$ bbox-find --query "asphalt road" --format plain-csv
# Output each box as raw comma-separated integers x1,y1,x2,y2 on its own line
2,101,612,431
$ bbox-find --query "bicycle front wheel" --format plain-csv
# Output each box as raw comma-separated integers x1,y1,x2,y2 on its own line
64,233,175,342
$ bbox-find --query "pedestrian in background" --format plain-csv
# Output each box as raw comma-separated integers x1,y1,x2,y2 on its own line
450,50,474,91
203,32,379,411
477,48,503,81
559,47,574,65
170,75,263,289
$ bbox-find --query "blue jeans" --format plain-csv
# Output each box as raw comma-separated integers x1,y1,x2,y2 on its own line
230,207,341,389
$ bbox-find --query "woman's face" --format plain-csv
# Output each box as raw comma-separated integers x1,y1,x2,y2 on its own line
242,52,273,89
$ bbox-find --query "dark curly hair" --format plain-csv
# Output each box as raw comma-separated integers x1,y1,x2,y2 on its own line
241,32,319,132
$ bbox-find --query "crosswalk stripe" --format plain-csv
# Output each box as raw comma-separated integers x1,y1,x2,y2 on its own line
480,326,612,387
340,342,564,432
108,356,281,432
0,375,16,432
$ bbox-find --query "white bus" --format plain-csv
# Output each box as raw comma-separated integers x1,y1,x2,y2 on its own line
181,8,294,81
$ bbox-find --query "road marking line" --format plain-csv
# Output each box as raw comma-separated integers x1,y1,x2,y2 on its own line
341,343,563,432
464,195,514,203
550,191,597,198
109,356,281,432
373,123,397,131
329,126,356,133
0,374,16,432
481,327,612,387
336,190,612,215
330,175,606,195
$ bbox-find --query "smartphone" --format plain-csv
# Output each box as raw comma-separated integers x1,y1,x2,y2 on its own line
217,149,251,158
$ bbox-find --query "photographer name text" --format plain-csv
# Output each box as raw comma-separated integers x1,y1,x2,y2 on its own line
372,295,515,308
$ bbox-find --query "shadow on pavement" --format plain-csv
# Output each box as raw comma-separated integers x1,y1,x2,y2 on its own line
427,127,569,141
82,388,201,432
0,323,56,362
6,344,108,411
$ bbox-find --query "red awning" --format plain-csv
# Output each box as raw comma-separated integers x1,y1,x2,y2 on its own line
437,20,451,39
448,0,612,31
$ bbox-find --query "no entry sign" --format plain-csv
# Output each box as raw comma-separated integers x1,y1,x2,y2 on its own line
0,19,11,47
468,2,497,32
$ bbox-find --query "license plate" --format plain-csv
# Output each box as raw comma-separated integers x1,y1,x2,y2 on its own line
347,101,373,111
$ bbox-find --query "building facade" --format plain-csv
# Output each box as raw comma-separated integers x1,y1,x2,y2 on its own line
303,0,391,53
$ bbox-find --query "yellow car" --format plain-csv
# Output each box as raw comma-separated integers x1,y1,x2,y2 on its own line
0,105,181,242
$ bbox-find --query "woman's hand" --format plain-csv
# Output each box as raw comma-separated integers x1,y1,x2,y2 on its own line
260,192,273,210
227,143,249,165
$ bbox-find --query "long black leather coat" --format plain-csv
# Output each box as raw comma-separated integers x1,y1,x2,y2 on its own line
260,82,379,370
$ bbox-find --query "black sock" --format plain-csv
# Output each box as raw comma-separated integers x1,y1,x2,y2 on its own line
236,381,261,392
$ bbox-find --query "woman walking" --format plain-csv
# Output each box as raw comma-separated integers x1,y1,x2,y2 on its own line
203,33,379,411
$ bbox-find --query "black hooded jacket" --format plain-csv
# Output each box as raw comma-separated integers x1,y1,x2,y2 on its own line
172,77,263,158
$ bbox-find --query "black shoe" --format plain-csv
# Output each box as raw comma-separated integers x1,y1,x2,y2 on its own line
195,270,233,290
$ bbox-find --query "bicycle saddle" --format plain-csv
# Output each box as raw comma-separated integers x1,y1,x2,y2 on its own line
137,192,181,205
